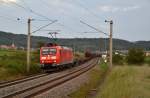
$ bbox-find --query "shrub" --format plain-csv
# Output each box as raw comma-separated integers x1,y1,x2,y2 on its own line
126,48,145,64
145,56,150,65
5,60,26,74
113,54,124,65
100,60,109,71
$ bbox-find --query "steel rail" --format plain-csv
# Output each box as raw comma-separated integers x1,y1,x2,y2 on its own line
1,58,98,98
27,58,98,98
0,73,48,88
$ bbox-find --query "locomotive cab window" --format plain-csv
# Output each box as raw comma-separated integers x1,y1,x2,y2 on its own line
42,48,56,55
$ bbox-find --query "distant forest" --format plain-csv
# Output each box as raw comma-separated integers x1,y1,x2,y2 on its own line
0,31,150,51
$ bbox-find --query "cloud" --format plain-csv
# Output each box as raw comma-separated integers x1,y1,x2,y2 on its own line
122,6,140,12
97,5,140,13
0,0,17,3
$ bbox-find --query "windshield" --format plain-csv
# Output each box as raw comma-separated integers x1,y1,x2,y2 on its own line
42,48,56,55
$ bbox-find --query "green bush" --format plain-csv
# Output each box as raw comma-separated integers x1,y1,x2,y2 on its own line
126,48,145,64
100,60,109,71
145,56,150,65
113,54,124,65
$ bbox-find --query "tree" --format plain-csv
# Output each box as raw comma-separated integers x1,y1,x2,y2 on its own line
113,53,124,65
126,48,145,64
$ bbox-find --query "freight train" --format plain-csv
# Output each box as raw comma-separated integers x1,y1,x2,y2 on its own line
40,43,74,70
40,43,100,71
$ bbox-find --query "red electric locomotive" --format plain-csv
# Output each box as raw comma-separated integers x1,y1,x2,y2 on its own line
40,43,74,69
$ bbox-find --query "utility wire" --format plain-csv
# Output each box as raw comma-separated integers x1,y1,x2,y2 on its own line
39,0,81,34
80,20,108,36
71,0,108,33
0,13,39,29
72,0,105,22
20,0,32,11
0,15,27,26
3,0,57,29
0,15,17,22
32,20,57,33
6,0,54,22
20,0,78,35
40,0,106,36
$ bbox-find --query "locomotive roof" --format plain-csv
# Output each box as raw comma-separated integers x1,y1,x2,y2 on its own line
61,46,72,50
41,45,72,50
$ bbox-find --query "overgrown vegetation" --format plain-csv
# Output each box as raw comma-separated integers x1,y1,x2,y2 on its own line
96,66,150,98
112,48,149,66
145,56,150,65
0,49,41,81
100,60,109,71
126,48,145,64
113,53,124,65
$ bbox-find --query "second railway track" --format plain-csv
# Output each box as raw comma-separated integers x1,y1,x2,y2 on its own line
0,58,99,98
0,73,48,88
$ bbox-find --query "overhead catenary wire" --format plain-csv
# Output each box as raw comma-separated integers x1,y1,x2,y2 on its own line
32,20,58,33
80,20,109,36
0,5,46,28
6,0,54,22
0,13,42,29
16,0,79,37
2,0,107,39
41,0,106,36
0,15,29,27
40,0,106,37
2,0,60,30
72,0,105,22
20,0,33,11
0,15,20,23
40,0,80,33
70,0,107,33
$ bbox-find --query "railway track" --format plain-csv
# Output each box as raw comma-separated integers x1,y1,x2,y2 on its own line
0,59,89,87
0,58,99,98
0,73,48,88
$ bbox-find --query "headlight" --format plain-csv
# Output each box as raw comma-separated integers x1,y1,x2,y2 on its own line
51,56,56,59
41,57,46,60
54,60,56,62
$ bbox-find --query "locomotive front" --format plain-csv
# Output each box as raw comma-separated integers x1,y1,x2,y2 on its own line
40,46,59,69
40,43,74,70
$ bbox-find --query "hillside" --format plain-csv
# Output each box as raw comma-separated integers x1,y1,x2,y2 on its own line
0,31,150,51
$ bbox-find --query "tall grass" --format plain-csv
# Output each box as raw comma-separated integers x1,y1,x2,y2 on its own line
145,56,150,65
0,50,41,80
96,66,150,98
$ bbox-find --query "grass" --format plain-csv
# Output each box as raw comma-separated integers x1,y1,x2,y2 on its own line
0,49,41,81
96,66,150,98
69,60,108,98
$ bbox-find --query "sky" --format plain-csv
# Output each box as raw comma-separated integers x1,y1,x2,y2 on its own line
0,0,150,41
